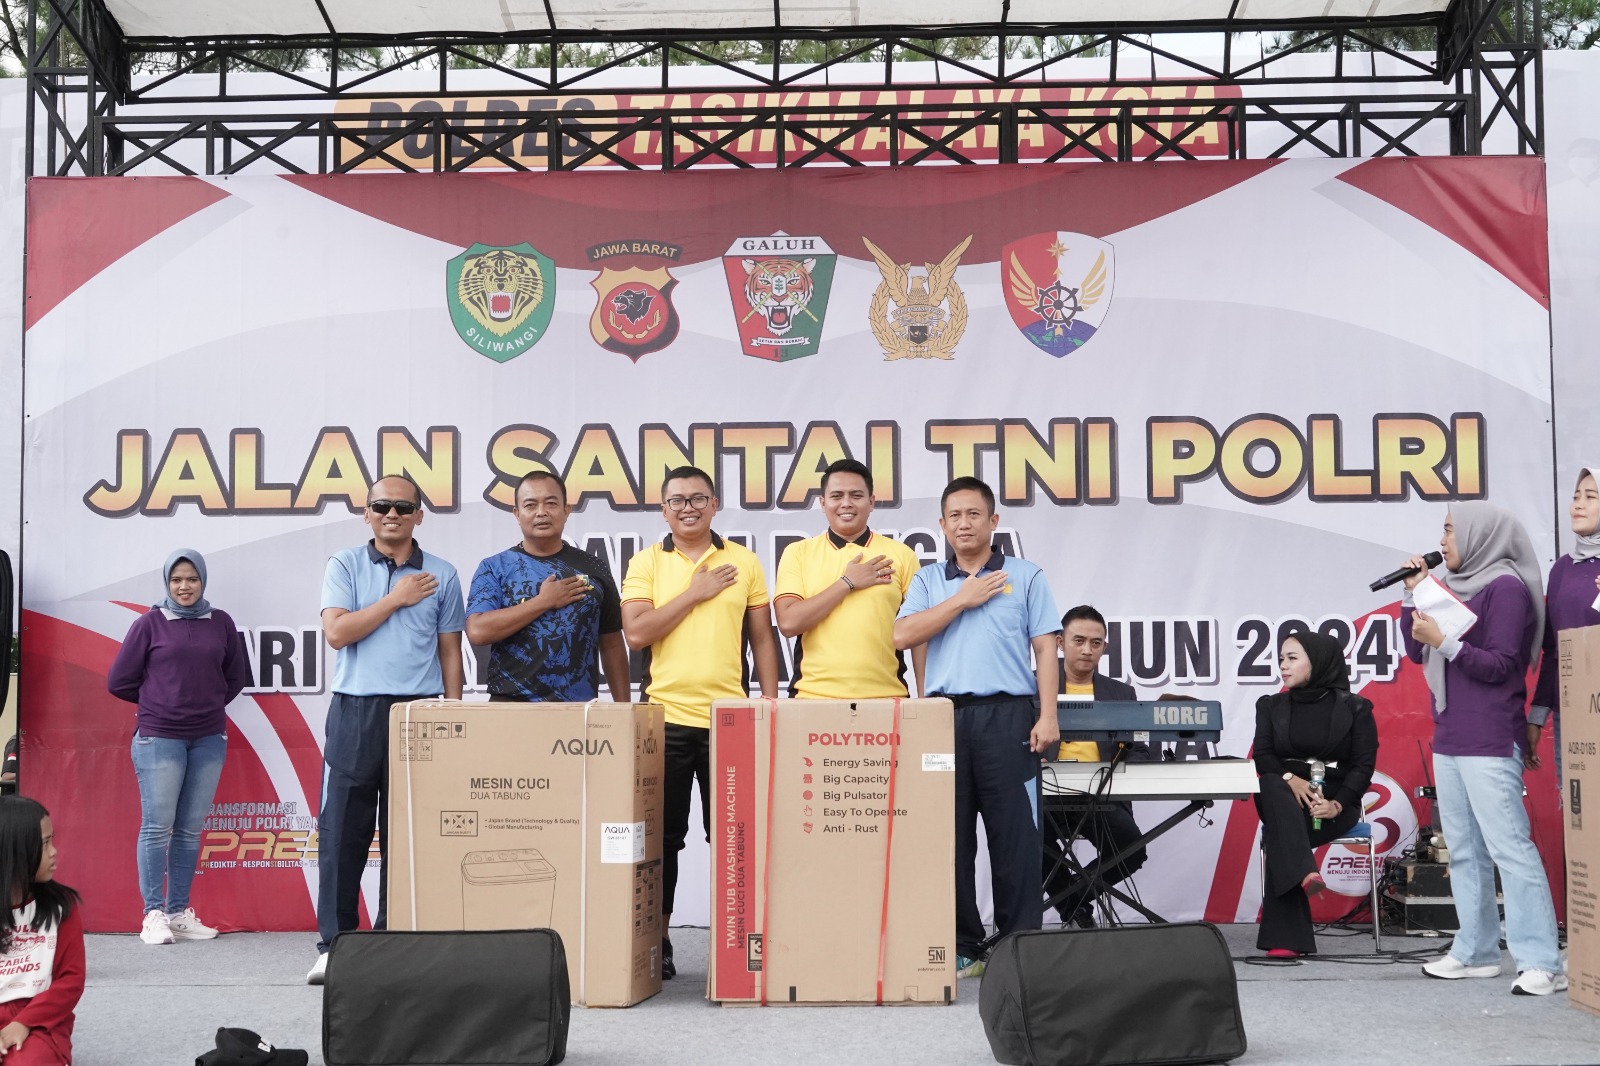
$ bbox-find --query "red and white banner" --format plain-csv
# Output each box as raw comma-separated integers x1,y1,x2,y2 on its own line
22,157,1555,931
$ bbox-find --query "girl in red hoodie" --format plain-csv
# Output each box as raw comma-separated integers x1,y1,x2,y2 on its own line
0,797,84,1064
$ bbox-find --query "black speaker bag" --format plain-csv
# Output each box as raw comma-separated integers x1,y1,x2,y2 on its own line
323,929,570,1066
979,923,1245,1066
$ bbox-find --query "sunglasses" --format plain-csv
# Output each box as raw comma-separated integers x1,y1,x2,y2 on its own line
368,499,419,517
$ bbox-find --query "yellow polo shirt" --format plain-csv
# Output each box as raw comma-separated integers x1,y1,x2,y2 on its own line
774,529,919,700
621,532,769,729
1058,681,1100,762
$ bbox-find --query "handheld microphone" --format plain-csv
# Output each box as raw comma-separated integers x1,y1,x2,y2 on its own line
1369,551,1443,592
1309,759,1327,830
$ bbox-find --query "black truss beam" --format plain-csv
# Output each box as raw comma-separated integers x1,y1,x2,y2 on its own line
91,96,1475,176
26,1,1544,176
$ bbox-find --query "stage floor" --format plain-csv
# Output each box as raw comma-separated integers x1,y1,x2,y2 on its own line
79,924,1598,1065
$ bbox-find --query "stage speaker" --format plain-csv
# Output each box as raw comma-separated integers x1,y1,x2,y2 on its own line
323,929,569,1066
979,923,1245,1066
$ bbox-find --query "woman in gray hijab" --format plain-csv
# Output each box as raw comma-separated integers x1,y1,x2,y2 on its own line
1528,466,1600,783
1397,503,1563,996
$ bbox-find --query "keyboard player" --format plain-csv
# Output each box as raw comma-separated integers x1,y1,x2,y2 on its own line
1044,605,1150,926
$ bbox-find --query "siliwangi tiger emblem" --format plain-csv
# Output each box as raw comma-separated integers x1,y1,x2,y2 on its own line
722,234,837,361
445,242,557,363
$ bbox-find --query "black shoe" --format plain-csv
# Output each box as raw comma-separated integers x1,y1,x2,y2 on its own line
662,937,675,981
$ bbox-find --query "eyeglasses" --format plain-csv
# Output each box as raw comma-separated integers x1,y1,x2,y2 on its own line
368,500,419,516
664,494,712,512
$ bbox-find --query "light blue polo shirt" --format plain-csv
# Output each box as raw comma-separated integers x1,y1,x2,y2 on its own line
898,550,1060,698
322,540,466,697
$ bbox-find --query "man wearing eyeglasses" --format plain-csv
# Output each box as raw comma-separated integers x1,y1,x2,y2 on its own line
774,458,918,699
309,474,465,985
465,471,631,704
621,465,779,979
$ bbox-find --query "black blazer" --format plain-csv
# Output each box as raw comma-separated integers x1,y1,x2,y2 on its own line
1252,691,1378,812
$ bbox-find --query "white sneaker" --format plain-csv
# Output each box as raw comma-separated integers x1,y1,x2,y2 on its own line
166,907,218,940
307,954,328,986
1512,969,1569,996
1422,954,1501,979
139,909,173,945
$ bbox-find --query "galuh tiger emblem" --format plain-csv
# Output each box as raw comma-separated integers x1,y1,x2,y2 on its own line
720,234,837,362
741,258,816,337
862,235,972,360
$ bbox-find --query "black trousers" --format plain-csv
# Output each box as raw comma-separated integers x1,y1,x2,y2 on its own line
317,692,428,953
1042,802,1147,922
1255,774,1360,953
954,696,1044,960
662,721,711,921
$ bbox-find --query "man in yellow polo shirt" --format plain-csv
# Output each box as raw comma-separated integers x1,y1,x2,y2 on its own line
621,465,779,980
1045,604,1148,927
774,459,919,698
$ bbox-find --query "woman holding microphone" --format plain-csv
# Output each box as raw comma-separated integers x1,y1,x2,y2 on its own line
1400,502,1563,996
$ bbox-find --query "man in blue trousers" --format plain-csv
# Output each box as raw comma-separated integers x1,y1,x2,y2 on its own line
308,474,464,985
894,476,1060,980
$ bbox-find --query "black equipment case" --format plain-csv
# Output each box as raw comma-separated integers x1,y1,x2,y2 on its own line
979,923,1245,1066
323,928,570,1066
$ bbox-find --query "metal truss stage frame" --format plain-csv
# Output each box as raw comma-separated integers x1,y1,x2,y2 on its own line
26,0,1544,176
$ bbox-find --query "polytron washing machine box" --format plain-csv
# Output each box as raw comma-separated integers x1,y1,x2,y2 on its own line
386,700,665,1008
1560,626,1600,1016
706,698,956,1005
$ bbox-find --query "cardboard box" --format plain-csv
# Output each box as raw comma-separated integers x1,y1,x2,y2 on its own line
1561,626,1600,1015
386,700,665,1007
707,698,956,1005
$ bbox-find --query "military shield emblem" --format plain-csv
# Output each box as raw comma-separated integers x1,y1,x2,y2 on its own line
1001,232,1115,358
445,243,556,363
721,234,836,361
589,266,681,361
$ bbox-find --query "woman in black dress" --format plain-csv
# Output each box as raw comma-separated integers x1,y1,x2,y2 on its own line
1252,630,1379,957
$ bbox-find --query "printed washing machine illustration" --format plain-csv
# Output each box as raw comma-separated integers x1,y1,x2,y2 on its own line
460,848,557,929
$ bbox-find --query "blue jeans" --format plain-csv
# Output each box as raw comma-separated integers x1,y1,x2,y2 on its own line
131,732,227,914
1434,751,1561,974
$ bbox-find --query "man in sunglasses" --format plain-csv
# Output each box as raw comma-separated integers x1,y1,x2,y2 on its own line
465,470,631,703
309,474,465,985
621,465,779,979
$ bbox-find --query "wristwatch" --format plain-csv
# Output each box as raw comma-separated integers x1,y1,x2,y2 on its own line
1282,772,1294,781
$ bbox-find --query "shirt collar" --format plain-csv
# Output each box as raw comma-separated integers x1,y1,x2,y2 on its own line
662,530,725,554
366,539,425,571
826,528,873,550
943,548,1006,580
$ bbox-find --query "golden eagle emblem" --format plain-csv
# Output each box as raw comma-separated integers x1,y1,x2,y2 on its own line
862,235,973,360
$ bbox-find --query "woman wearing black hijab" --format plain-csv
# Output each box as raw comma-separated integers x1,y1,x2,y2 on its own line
1252,630,1379,957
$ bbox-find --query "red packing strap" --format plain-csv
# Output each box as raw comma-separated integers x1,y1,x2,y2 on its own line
759,697,778,1007
875,697,903,1006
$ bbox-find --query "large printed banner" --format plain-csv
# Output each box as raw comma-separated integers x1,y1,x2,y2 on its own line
22,159,1557,932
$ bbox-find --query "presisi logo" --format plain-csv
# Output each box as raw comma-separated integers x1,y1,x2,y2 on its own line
550,738,617,756
1152,704,1210,726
